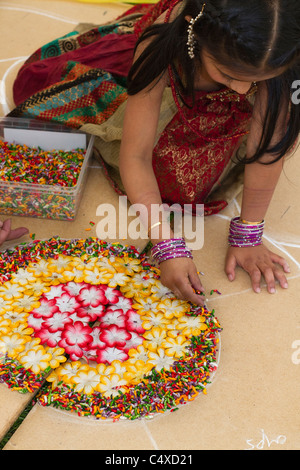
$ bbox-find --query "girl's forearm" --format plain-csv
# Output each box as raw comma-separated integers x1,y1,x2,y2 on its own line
241,158,284,222
241,82,286,222
119,157,174,242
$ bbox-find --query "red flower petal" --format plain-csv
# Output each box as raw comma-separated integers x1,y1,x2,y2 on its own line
83,326,106,350
30,299,59,318
59,338,84,360
126,309,145,334
100,325,131,348
101,285,122,304
61,321,93,347
100,308,127,329
42,312,72,332
123,331,144,353
77,285,106,308
97,346,129,364
36,328,62,347
55,293,80,314
82,304,105,322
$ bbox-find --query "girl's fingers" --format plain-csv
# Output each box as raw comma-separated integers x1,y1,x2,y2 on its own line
270,252,291,274
160,258,205,306
174,278,205,306
188,268,205,294
226,246,291,294
224,252,237,282
260,265,277,294
248,266,262,293
0,219,11,245
0,219,29,245
247,260,288,294
7,227,29,241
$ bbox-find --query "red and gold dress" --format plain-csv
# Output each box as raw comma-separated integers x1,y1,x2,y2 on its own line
9,0,256,215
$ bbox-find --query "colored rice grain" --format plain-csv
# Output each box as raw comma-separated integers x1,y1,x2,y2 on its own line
0,140,85,220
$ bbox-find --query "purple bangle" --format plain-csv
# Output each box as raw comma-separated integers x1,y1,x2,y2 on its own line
151,238,193,263
157,252,193,262
228,217,265,247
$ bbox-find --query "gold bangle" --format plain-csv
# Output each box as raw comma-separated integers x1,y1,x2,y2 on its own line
147,221,162,236
240,218,264,225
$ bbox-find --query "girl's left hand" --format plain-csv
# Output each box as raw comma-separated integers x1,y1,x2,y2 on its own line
225,244,290,294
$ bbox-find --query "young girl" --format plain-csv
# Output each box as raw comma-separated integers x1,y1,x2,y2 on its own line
7,0,300,305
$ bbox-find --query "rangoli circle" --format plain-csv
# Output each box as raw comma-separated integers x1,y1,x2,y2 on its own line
0,237,221,420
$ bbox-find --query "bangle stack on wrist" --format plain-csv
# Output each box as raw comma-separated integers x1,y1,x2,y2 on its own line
228,217,265,248
151,238,193,263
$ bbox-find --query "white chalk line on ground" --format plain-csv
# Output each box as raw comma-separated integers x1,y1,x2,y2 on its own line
0,4,78,24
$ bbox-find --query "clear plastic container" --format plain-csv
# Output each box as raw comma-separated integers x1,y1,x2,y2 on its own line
0,118,94,220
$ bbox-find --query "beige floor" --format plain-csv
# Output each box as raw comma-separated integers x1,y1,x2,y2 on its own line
0,0,299,451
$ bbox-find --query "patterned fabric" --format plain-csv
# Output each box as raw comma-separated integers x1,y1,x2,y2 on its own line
10,62,128,127
10,16,139,109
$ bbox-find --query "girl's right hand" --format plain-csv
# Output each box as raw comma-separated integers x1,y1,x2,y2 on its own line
0,219,29,246
159,257,205,306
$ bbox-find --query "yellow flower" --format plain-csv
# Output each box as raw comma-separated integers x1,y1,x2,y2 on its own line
0,296,13,315
0,318,11,335
2,310,28,327
158,299,189,319
23,280,49,297
177,315,207,336
123,362,153,385
69,256,86,271
161,335,190,358
9,294,40,313
97,374,127,398
108,272,131,287
131,272,155,289
150,283,173,301
90,256,116,272
73,368,101,395
0,282,25,300
43,271,65,286
119,283,145,298
113,256,142,275
16,338,41,360
19,346,52,374
62,267,85,283
47,255,74,273
57,361,89,384
27,260,51,278
45,347,67,369
127,345,149,364
131,297,161,316
13,324,34,337
46,369,60,389
143,327,167,352
0,333,26,358
83,267,113,285
96,363,116,377
141,312,170,330
109,360,127,378
147,348,174,371
10,268,36,286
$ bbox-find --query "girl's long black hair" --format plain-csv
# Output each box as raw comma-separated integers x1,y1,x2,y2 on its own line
127,0,300,164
